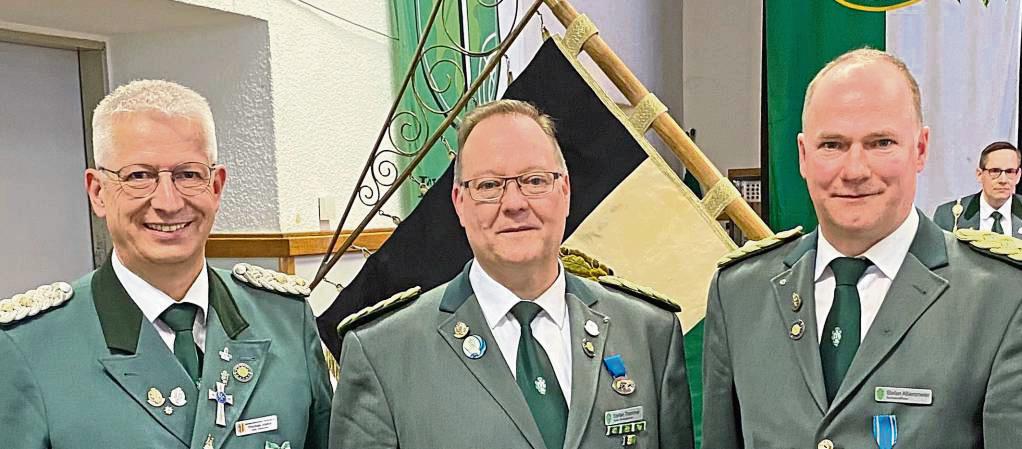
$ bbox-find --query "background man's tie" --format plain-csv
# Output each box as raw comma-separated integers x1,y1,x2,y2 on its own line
510,301,568,449
991,211,1004,234
820,257,871,402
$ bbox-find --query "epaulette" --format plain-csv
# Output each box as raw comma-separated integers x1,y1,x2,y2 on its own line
717,227,804,269
336,286,422,342
232,263,311,297
954,228,1022,267
597,275,681,313
0,282,74,326
560,246,614,281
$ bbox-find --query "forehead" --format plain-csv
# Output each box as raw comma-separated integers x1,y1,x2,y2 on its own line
460,113,558,176
984,148,1021,167
805,61,918,137
108,110,207,162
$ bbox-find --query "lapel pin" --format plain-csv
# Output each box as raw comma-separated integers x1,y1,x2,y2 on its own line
208,381,235,427
462,335,487,359
453,322,470,339
221,370,230,384
779,278,788,286
265,442,291,449
169,387,187,407
582,339,596,358
233,363,254,383
219,347,232,362
790,319,806,340
535,377,548,395
791,293,802,312
146,387,166,408
204,434,214,449
831,327,843,347
163,405,174,415
585,320,600,337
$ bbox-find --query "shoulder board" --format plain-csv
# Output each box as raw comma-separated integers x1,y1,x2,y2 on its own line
560,246,614,281
232,263,311,298
954,228,1022,268
717,226,803,269
597,275,681,313
0,281,74,326
336,286,422,341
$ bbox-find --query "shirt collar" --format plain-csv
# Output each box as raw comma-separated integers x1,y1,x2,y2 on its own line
111,250,210,325
470,260,567,331
980,194,1012,221
815,208,919,281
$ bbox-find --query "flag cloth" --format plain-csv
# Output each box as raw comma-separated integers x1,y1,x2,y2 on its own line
317,36,740,447
766,0,1021,230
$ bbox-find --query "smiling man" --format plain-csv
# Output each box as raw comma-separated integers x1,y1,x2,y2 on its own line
702,49,1022,448
934,141,1022,237
0,80,331,449
329,100,694,449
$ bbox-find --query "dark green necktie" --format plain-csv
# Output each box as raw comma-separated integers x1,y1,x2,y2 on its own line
820,257,871,403
991,211,1004,234
510,301,568,449
161,303,201,384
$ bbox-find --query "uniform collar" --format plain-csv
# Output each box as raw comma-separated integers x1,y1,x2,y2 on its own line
814,208,919,281
470,259,567,331
979,193,1013,222
111,250,209,327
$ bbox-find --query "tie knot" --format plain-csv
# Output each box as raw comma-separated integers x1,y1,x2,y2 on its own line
991,211,1004,221
830,257,871,286
510,301,543,327
161,303,198,332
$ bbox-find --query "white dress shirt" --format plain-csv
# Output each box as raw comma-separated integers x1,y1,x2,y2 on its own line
111,251,210,352
814,209,919,343
471,260,573,404
979,194,1013,236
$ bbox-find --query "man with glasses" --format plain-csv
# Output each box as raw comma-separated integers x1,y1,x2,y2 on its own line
934,141,1022,237
0,80,331,449
329,99,694,449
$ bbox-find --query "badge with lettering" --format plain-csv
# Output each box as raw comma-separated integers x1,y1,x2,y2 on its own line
605,406,643,426
236,415,279,436
874,386,932,405
872,415,897,449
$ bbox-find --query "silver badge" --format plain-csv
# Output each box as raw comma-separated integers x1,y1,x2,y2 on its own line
462,335,487,359
535,377,547,395
831,327,842,347
584,319,600,337
219,346,232,362
169,387,187,407
163,405,174,415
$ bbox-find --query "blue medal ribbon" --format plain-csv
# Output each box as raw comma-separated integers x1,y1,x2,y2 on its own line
872,415,897,449
603,354,627,378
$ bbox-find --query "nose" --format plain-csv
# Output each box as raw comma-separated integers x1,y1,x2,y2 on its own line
499,179,530,214
150,172,185,212
839,144,871,182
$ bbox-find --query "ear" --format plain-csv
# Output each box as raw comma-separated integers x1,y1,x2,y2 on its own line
451,184,467,227
914,126,930,173
85,169,108,218
211,165,227,198
975,166,984,184
797,133,808,179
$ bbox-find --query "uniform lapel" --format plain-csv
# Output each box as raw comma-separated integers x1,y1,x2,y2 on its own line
192,269,267,449
960,193,982,230
827,216,950,414
92,259,197,446
776,232,828,413
1010,194,1022,238
562,276,609,449
437,266,546,449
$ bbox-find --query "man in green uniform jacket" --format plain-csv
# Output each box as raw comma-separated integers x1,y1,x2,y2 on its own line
0,80,332,449
329,100,694,449
933,141,1022,237
702,49,1022,449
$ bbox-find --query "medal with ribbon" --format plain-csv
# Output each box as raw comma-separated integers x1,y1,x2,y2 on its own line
872,415,897,449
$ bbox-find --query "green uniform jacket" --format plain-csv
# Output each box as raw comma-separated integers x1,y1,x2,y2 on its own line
0,259,333,449
329,264,694,449
933,192,1022,238
702,213,1022,448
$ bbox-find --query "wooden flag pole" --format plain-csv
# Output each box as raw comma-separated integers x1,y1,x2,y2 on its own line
544,0,773,240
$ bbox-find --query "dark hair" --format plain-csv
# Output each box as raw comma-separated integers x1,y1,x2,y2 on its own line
979,141,1021,169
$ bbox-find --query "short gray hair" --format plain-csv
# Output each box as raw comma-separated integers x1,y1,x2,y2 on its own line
453,99,567,183
92,79,217,166
803,48,922,127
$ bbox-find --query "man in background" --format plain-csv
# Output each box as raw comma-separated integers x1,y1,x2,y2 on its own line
933,141,1022,236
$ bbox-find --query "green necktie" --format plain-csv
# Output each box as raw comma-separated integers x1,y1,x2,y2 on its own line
161,303,201,384
991,211,1004,234
820,257,871,403
510,301,568,449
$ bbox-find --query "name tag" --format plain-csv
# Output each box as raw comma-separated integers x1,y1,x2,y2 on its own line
235,415,278,436
875,386,932,405
605,406,644,426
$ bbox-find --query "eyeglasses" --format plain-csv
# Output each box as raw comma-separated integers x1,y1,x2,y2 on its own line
460,171,564,203
98,162,216,198
982,167,1021,179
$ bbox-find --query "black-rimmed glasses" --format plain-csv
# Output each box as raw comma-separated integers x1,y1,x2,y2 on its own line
982,167,1021,179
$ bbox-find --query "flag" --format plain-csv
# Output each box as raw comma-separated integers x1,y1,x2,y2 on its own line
766,0,1021,230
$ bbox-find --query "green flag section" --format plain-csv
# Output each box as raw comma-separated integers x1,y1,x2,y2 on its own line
765,1,885,231
766,0,1021,229
390,0,499,212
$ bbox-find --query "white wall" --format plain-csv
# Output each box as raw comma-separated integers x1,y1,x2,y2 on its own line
682,0,762,175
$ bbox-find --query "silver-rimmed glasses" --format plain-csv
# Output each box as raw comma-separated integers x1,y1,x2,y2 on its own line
460,171,564,203
98,162,217,198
